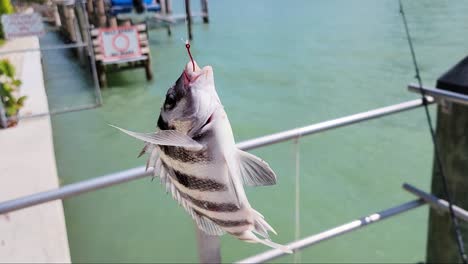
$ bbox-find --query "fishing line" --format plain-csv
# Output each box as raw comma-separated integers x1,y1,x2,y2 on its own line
398,1,467,262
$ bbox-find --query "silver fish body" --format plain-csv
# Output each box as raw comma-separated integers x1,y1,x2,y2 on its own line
113,61,291,253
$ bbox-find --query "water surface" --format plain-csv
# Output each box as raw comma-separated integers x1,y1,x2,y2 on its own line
44,0,468,262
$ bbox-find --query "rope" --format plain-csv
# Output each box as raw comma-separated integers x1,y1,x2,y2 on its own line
398,1,467,262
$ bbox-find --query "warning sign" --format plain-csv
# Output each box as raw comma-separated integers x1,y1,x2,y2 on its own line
99,26,141,62
1,13,45,39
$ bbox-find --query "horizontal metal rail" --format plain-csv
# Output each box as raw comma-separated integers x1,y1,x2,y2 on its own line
408,83,468,106
236,199,426,263
0,43,88,55
238,97,433,150
0,98,433,214
403,183,468,222
18,103,101,120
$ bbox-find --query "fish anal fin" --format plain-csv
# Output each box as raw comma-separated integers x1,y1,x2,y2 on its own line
109,124,203,150
193,211,225,236
237,150,277,186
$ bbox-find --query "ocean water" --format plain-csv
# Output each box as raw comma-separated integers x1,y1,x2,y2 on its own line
44,0,468,262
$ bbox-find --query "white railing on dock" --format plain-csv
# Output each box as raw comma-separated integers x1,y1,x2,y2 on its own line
0,97,433,214
0,97,437,262
236,198,426,263
237,183,468,263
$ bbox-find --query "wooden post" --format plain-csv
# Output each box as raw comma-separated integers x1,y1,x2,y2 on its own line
109,17,118,27
53,4,61,27
86,0,94,15
165,0,172,14
96,0,107,27
200,0,209,23
184,0,192,40
64,5,77,42
195,226,221,263
426,56,468,263
160,0,166,14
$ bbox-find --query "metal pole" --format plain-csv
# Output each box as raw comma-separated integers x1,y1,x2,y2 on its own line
403,183,468,222
0,43,89,55
236,199,426,263
0,98,433,214
18,103,100,120
196,225,222,263
0,167,149,214
237,97,434,151
408,83,468,107
80,0,104,106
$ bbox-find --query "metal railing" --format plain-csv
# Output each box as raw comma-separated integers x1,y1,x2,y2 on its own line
0,0,103,123
0,97,433,214
0,96,436,262
237,183,468,263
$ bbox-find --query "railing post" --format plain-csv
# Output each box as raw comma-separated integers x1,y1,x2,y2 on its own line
196,226,221,263
293,137,301,263
427,56,468,263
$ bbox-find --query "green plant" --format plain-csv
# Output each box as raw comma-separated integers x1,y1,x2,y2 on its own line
0,59,25,118
0,0,13,40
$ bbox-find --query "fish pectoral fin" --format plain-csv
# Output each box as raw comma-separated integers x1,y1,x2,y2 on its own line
237,150,277,186
109,125,203,150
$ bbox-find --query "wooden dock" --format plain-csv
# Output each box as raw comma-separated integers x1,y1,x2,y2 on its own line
53,0,210,87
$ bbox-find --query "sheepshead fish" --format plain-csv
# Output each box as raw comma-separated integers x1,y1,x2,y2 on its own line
112,61,291,253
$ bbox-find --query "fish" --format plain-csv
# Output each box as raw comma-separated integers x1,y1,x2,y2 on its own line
111,60,292,253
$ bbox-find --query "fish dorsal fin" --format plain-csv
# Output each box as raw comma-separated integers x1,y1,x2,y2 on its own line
110,125,203,150
237,150,277,186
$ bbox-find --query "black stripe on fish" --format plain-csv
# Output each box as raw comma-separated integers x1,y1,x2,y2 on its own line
160,145,210,163
184,192,240,212
172,169,226,192
157,115,171,130
194,209,251,227
161,161,239,212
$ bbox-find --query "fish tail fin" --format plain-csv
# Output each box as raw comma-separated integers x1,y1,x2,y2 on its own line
241,231,292,254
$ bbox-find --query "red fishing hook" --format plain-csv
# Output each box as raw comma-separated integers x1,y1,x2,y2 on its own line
185,42,195,71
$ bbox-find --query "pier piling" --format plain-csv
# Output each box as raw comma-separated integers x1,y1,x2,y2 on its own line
427,56,468,263
185,0,192,40
201,0,209,23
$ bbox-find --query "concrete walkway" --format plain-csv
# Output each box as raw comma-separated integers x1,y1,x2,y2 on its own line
0,37,71,263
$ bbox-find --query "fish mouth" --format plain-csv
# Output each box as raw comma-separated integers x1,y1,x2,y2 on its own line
183,60,210,87
183,70,202,86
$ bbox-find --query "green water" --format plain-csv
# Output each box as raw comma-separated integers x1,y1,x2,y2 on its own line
44,0,468,262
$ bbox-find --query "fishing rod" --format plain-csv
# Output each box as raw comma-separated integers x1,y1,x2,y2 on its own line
398,1,467,263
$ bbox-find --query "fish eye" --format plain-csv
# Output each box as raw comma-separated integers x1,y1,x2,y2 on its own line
165,94,176,110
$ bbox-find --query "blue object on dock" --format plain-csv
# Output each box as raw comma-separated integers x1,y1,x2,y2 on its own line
110,0,161,16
